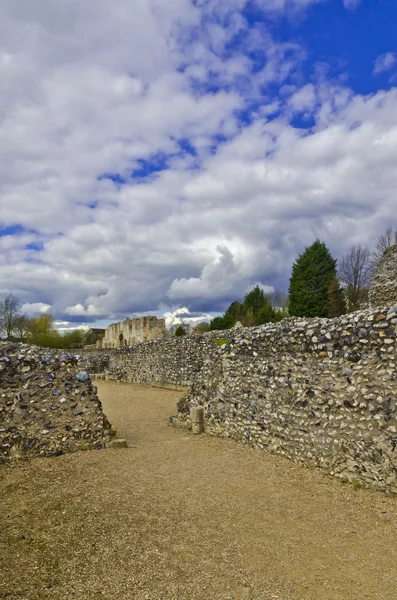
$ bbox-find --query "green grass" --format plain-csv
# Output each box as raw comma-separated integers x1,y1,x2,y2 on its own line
215,339,229,346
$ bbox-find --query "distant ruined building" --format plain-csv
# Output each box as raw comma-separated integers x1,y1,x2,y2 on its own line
100,316,166,348
369,244,397,307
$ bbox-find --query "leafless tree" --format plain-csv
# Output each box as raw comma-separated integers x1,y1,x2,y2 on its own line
0,293,22,339
338,245,372,312
371,226,397,272
265,291,289,310
12,314,31,342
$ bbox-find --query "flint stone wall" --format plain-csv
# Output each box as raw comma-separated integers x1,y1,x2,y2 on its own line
87,307,397,492
82,349,110,374
0,343,114,463
102,333,233,388
173,306,397,493
369,245,397,308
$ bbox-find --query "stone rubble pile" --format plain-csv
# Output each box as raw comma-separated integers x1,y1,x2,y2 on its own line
0,342,114,462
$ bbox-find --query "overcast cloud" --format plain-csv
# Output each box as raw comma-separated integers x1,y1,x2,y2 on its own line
0,0,396,328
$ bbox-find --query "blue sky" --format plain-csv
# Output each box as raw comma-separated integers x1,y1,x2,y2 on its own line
1,0,397,330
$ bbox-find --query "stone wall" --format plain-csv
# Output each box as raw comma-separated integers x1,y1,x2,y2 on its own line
102,332,233,388
81,349,110,374
0,342,114,463
101,315,166,349
369,245,397,308
84,307,397,492
172,306,397,493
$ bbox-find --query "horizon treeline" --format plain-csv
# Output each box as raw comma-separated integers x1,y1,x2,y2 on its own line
1,225,396,342
197,225,397,332
0,301,101,348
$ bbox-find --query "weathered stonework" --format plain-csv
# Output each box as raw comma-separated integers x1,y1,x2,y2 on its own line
100,332,230,387
100,315,166,349
369,245,397,308
0,342,114,462
90,307,397,493
178,307,397,493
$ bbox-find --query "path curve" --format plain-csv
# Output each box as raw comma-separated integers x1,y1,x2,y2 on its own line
1,381,397,600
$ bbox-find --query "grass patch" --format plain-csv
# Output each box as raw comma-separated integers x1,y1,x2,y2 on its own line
216,339,229,346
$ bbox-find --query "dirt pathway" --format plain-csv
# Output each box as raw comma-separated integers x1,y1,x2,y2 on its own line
1,381,397,600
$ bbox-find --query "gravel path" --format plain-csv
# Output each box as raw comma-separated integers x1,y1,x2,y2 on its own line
1,381,397,600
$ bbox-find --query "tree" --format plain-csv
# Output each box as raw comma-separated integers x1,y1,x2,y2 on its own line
243,286,268,314
175,325,187,337
62,329,87,348
288,240,337,318
0,293,22,339
12,315,31,342
265,291,289,311
328,276,346,317
209,316,229,331
27,313,54,338
27,314,62,347
371,225,397,273
193,322,211,334
338,245,371,312
223,301,245,328
254,303,276,325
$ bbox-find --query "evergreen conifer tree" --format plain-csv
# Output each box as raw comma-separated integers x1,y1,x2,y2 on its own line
288,240,337,317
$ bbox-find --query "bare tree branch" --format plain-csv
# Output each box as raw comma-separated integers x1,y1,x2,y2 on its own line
0,293,22,339
371,226,397,272
338,245,371,312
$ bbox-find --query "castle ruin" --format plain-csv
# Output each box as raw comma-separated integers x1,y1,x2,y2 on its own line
100,316,166,348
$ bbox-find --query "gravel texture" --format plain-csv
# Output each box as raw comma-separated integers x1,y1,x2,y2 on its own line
1,381,397,600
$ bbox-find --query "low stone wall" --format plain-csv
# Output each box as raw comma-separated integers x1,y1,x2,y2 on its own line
79,306,397,492
103,332,233,387
81,349,111,374
173,307,397,493
0,343,114,463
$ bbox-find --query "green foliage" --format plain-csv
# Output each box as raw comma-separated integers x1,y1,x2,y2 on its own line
27,314,54,338
243,286,268,314
254,303,276,326
62,329,87,348
224,301,245,327
215,338,228,346
30,331,63,348
328,276,346,318
26,314,87,348
175,325,187,337
288,240,337,318
209,285,280,330
274,308,288,322
209,316,229,331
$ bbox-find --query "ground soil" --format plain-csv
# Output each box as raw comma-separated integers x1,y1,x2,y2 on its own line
1,381,397,600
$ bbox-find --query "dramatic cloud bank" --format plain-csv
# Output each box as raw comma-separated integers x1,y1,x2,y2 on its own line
1,0,396,326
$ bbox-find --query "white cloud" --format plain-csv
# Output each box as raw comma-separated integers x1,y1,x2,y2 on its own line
1,1,397,322
168,245,251,300
373,52,396,76
21,302,51,316
162,307,212,329
64,304,100,317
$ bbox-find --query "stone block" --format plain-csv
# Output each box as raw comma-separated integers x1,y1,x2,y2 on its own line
190,406,204,434
106,439,128,449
